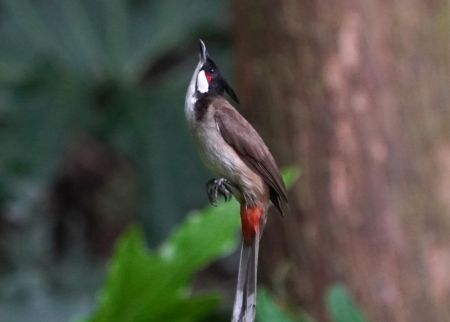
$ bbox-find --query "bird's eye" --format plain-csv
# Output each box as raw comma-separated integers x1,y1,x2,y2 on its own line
209,68,215,73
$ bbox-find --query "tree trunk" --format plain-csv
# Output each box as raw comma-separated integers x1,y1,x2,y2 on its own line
234,1,450,321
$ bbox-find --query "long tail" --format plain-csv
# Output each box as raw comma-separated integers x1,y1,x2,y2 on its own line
231,205,266,322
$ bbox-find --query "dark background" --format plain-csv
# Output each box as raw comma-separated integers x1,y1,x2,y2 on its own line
0,0,233,320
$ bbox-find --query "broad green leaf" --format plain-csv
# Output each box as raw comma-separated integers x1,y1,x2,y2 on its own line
80,167,299,322
257,288,313,322
158,199,241,275
87,200,240,322
327,284,368,322
257,289,296,322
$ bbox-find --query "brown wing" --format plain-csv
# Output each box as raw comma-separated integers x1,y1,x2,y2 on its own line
213,98,288,215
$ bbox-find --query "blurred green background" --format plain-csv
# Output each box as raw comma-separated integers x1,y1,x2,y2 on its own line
0,0,237,321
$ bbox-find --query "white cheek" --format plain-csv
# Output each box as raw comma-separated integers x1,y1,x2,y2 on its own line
197,70,209,93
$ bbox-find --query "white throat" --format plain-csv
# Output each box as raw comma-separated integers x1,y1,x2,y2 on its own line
185,61,203,123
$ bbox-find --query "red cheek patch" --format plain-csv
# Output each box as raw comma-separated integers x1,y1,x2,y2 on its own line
205,72,213,83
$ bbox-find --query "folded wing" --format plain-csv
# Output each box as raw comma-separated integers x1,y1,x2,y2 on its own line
214,99,288,215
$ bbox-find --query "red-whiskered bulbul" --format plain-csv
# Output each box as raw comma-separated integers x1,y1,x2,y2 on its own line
185,40,288,322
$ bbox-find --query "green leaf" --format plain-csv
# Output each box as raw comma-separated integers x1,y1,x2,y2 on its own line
326,284,368,322
87,198,241,322
257,288,313,322
257,289,295,322
281,166,301,188
81,167,300,322
158,200,241,276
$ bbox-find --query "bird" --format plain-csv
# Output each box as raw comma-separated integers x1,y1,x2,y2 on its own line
185,39,288,322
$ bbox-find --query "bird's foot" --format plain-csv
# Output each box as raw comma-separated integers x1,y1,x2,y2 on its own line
206,178,233,206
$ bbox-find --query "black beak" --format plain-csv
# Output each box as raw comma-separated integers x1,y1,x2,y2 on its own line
199,39,209,63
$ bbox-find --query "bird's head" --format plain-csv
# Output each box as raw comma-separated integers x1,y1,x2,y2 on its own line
194,40,239,103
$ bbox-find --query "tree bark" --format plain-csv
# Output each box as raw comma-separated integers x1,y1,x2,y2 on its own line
234,1,450,321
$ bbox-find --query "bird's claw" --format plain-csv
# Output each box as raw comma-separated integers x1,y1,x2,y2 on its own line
206,178,233,206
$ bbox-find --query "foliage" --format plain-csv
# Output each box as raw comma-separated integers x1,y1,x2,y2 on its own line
79,166,369,322
326,284,368,322
257,288,313,322
79,168,367,322
256,283,368,322
86,203,240,322
84,168,298,322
